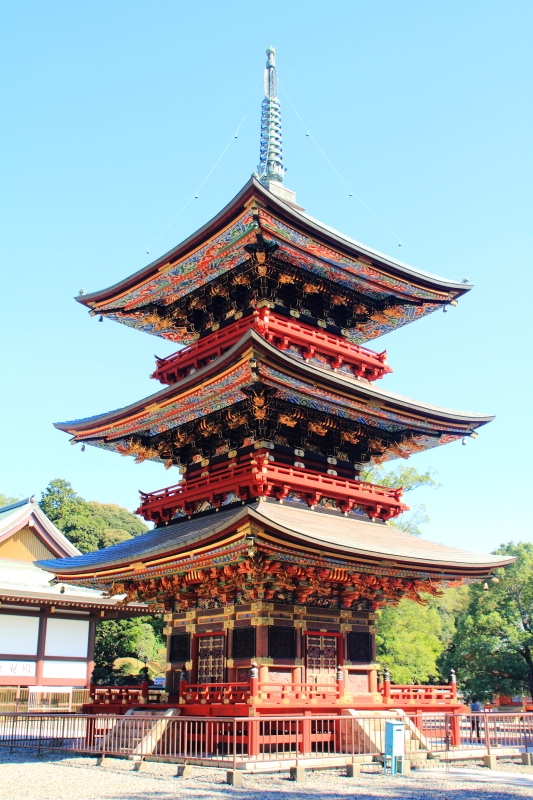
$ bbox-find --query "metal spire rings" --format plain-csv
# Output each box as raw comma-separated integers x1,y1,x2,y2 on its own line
257,47,285,185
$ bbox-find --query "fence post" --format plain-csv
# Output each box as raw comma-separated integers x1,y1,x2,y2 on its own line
232,718,237,771
450,712,460,747
484,713,491,756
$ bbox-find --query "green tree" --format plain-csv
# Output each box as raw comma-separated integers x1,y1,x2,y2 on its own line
376,597,443,684
94,618,164,680
442,542,533,701
39,479,147,553
376,585,468,684
39,479,104,552
361,464,440,536
87,501,147,540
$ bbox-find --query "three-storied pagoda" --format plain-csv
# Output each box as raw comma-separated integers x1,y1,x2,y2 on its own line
39,49,513,715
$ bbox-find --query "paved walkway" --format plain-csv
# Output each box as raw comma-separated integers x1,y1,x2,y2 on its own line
1,750,533,800
421,766,533,787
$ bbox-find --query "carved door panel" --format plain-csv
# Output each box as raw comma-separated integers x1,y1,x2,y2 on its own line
196,634,225,684
306,634,337,685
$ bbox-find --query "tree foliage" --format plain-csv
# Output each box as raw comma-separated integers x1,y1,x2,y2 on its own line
441,542,533,701
361,464,440,536
94,619,164,681
376,586,468,684
39,479,148,553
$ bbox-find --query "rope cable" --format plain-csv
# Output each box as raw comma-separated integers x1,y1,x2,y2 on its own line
279,80,409,249
145,89,260,253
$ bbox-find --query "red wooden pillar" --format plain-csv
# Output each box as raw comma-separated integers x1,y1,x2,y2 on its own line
35,612,48,685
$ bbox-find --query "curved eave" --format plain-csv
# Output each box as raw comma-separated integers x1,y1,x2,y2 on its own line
36,502,514,580
0,587,152,612
250,504,514,573
54,328,493,438
77,178,472,310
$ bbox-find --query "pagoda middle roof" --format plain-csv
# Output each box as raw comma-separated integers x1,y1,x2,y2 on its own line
36,500,514,582
76,178,472,346
54,329,492,462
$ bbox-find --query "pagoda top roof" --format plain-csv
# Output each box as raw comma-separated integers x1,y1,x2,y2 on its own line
36,500,514,581
76,178,472,345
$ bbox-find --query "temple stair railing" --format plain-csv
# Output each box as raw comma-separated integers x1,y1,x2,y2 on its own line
101,707,181,756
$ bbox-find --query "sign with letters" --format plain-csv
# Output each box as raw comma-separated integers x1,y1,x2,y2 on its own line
0,660,36,676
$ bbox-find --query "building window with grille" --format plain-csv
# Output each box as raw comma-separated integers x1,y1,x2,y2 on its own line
169,633,190,664
268,626,296,659
347,631,372,662
232,626,256,659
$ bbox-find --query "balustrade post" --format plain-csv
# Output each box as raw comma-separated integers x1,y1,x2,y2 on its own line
450,668,457,701
179,667,188,703
383,668,391,703
140,680,149,704
337,664,344,702
250,661,259,704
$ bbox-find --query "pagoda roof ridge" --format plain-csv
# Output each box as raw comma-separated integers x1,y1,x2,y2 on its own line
36,500,514,581
54,326,493,437
76,177,472,312
298,207,469,287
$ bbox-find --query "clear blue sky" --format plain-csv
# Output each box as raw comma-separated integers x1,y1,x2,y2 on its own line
1,0,532,554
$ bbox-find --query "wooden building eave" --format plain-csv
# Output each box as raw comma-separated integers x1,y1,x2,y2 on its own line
76,178,472,313
54,328,492,443
36,501,515,584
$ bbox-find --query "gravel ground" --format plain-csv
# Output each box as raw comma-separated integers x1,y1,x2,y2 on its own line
1,750,533,800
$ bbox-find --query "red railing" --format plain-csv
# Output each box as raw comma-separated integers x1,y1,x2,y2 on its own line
137,455,407,523
91,685,168,706
182,683,251,704
385,685,456,704
258,682,339,704
3,712,533,772
151,308,391,385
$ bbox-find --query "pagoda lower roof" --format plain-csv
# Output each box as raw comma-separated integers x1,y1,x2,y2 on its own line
76,178,472,346
36,500,514,582
55,328,492,464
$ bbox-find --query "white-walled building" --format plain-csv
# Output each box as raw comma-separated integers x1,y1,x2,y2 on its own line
0,496,148,688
